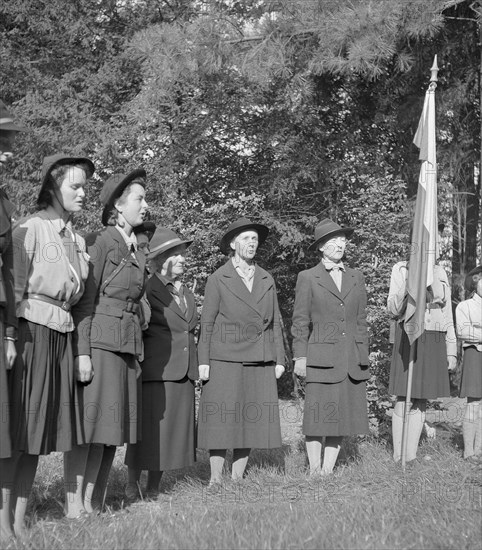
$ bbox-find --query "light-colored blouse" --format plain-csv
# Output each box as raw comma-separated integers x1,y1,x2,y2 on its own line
456,293,482,352
13,207,89,333
387,261,456,356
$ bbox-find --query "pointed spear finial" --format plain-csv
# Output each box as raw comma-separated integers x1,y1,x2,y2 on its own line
430,55,439,83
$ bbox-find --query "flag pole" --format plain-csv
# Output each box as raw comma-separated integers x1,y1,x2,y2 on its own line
401,55,439,471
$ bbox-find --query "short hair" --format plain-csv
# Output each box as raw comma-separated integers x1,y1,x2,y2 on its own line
38,161,92,210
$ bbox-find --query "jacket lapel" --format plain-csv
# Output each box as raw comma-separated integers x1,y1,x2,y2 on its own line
106,226,130,262
315,261,342,298
150,275,192,321
340,269,357,299
219,260,260,311
252,266,273,304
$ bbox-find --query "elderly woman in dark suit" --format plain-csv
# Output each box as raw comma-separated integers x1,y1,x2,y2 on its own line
125,227,198,498
198,218,285,485
65,169,148,518
292,219,370,476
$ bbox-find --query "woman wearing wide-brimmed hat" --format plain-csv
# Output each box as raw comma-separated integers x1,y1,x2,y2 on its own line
292,218,370,476
197,218,285,484
65,168,148,518
455,266,481,462
124,227,199,499
5,153,94,534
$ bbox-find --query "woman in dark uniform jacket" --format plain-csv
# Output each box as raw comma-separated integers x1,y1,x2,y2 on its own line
0,100,26,541
125,227,198,498
65,169,148,518
292,219,370,476
198,218,285,485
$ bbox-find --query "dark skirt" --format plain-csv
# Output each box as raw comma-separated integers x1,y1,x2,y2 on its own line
302,375,369,437
459,347,482,398
197,360,282,450
9,320,76,455
0,314,11,458
74,348,138,446
389,326,450,399
125,376,195,471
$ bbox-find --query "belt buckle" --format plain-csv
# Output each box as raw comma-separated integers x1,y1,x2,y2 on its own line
125,300,134,313
61,301,71,312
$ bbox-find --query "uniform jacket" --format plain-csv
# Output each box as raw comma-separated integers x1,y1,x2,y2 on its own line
141,274,199,382
291,261,370,383
73,226,147,357
387,261,457,356
0,191,16,331
198,259,285,365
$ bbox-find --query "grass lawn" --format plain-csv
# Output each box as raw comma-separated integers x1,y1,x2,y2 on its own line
3,398,481,550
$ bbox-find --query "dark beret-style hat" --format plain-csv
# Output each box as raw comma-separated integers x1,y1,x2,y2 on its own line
37,153,95,205
100,168,146,226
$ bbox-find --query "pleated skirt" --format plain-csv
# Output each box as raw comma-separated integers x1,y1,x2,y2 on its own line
9,319,75,455
197,360,282,450
74,347,138,446
0,313,11,458
302,375,369,437
125,376,196,471
459,347,482,398
389,326,450,399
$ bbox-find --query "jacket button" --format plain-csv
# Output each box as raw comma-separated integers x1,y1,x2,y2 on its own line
183,347,187,351
184,330,188,334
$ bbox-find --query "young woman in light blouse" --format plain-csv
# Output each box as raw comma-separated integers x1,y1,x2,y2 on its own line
5,153,94,535
388,260,457,463
456,266,482,462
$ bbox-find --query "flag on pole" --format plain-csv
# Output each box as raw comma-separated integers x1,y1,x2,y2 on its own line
404,57,439,345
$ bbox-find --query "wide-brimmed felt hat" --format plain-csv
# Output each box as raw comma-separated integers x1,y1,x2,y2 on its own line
309,218,354,251
0,100,29,132
219,217,269,255
464,265,482,292
100,168,146,226
148,227,193,259
37,153,95,205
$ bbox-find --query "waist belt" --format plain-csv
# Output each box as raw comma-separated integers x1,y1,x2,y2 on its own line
28,293,71,311
97,297,140,315
426,303,443,310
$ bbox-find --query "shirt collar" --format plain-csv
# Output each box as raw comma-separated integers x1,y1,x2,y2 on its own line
41,206,73,235
115,225,138,251
322,258,345,271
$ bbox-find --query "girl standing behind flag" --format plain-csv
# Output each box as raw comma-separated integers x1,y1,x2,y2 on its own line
456,266,482,463
387,261,457,463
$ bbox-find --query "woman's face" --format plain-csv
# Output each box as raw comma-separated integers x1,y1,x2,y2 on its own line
230,230,259,261
319,233,346,262
159,245,187,279
56,166,88,213
476,277,482,298
116,183,148,230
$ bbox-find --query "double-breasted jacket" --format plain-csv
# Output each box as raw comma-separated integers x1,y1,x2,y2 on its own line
198,260,285,366
291,261,369,384
141,274,199,382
